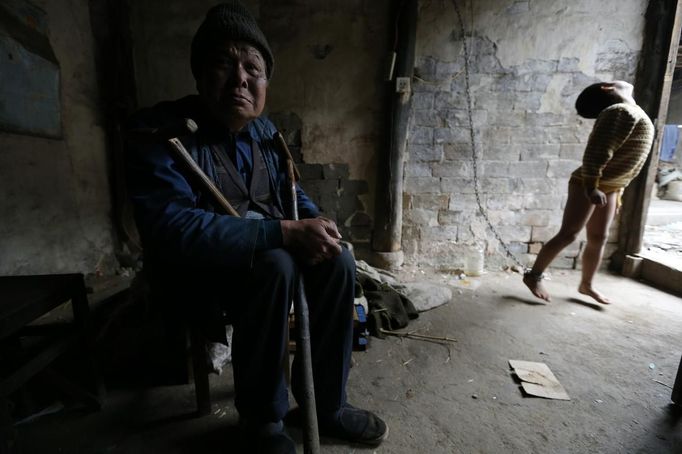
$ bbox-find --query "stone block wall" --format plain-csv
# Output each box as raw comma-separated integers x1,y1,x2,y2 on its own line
403,0,647,271
270,112,372,244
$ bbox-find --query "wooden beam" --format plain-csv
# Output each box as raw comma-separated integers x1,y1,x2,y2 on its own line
372,0,418,255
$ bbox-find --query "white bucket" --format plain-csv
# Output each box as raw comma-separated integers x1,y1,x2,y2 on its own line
465,246,485,276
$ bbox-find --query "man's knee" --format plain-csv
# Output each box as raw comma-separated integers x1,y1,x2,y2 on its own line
235,249,297,318
321,247,356,301
331,247,356,277
255,248,298,282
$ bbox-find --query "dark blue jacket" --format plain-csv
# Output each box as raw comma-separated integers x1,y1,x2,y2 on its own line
126,95,320,270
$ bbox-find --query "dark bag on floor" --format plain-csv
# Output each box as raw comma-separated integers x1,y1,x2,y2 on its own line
357,274,418,337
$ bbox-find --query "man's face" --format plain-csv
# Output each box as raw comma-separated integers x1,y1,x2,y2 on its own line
197,40,268,131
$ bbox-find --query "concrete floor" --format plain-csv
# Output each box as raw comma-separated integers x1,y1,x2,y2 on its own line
13,268,682,454
644,199,682,271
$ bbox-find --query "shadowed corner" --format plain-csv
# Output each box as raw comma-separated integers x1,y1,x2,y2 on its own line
632,404,682,452
137,410,200,430
566,297,606,311
502,295,548,306
177,424,244,454
664,402,682,424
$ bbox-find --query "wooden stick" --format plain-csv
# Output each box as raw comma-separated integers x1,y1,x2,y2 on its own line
652,379,673,390
167,138,239,217
273,131,320,454
274,131,301,181
379,328,457,344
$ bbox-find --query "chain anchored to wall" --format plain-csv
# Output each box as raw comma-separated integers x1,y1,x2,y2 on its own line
450,0,526,270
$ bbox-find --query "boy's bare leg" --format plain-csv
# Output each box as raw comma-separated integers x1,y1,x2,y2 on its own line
524,183,594,302
578,190,618,304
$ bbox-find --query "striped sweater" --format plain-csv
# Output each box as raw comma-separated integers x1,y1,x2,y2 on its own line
570,102,654,193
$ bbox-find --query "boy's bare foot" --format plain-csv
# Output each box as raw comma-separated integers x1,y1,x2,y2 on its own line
578,283,611,304
523,272,551,302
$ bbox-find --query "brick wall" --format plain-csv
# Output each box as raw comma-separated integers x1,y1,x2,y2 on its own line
271,112,372,245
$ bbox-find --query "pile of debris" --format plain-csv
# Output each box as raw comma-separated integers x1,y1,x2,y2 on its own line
657,166,682,201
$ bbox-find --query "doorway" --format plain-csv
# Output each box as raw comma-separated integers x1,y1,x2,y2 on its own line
641,32,682,272
617,0,682,295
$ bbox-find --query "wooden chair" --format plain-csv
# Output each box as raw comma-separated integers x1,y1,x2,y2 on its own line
188,326,212,416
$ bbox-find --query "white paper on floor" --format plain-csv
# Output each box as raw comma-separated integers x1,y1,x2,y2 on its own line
508,359,570,400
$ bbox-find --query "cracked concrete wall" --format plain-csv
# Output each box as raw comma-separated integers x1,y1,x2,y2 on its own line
130,0,389,243
404,0,647,270
0,0,116,275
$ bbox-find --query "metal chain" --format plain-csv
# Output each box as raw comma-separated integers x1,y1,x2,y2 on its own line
451,0,525,269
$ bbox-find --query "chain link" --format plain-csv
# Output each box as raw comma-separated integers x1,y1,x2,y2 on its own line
451,0,525,269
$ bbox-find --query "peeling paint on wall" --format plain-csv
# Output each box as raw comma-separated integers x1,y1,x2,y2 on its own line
0,0,116,275
0,1,61,138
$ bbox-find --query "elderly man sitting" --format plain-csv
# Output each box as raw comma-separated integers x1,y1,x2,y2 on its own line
125,2,387,453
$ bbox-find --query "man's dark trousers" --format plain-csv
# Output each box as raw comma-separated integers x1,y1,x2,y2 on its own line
225,247,355,423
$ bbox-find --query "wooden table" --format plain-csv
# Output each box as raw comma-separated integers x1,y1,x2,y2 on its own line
0,274,102,452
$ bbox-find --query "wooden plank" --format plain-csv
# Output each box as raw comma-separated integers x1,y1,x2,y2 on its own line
0,274,82,339
189,328,211,417
0,332,78,397
42,367,101,411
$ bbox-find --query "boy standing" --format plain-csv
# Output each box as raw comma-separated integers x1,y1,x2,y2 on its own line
524,81,654,304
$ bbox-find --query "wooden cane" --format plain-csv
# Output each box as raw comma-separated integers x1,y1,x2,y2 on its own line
274,132,321,454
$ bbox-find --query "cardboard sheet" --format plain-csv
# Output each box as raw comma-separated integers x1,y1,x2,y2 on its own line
509,360,570,400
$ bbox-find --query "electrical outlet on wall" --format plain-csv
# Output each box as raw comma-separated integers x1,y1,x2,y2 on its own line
396,76,411,94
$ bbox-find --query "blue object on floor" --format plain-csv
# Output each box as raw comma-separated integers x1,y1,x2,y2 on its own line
660,124,679,162
353,304,369,351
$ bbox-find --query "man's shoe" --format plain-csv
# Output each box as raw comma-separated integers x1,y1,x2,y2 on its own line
241,420,296,454
318,404,388,446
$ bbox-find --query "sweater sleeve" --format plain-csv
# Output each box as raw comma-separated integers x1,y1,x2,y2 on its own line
581,105,637,189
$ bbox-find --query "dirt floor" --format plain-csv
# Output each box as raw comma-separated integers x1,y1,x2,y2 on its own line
11,268,682,454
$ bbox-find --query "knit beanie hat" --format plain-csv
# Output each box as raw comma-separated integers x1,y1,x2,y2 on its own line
191,1,274,80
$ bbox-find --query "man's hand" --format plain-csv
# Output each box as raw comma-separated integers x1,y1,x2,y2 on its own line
585,188,607,206
281,217,343,264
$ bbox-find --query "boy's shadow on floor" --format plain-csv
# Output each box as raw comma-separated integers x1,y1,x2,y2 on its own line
501,295,605,311
502,295,548,306
565,297,606,311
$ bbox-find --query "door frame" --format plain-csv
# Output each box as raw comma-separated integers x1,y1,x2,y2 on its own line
615,0,682,269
